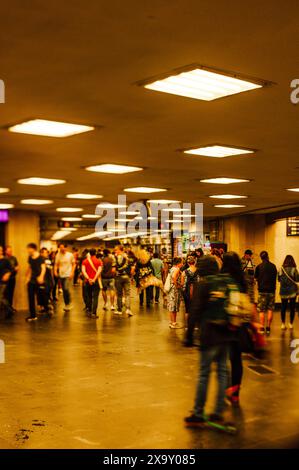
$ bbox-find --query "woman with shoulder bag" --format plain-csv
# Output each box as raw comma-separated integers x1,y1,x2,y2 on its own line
278,255,299,330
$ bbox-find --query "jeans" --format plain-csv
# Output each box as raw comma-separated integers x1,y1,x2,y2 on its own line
139,286,152,306
194,344,228,417
59,277,71,306
115,275,131,311
281,297,296,324
85,282,100,314
28,282,48,317
6,277,16,308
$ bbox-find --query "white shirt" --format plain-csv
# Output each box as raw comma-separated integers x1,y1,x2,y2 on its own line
55,251,74,278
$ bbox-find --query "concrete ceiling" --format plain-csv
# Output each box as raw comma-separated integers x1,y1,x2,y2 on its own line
1,0,299,237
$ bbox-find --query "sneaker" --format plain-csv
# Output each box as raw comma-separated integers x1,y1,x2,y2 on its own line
281,323,287,330
288,323,294,330
91,314,99,319
170,322,183,329
259,327,265,335
266,327,271,335
64,304,73,312
103,304,108,310
114,310,123,315
26,316,37,322
184,413,205,428
226,386,240,406
110,305,115,311
126,309,134,316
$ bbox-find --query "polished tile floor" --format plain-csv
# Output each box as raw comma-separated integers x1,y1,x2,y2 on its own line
0,286,299,449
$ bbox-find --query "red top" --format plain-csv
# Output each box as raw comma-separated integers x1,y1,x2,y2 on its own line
82,256,102,279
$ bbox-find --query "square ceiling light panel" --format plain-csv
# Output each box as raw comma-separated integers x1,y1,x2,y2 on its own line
140,65,269,101
184,145,255,158
8,119,95,137
18,177,66,186
124,187,167,194
86,164,143,174
200,178,250,184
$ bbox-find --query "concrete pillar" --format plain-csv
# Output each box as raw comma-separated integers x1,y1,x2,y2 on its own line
5,210,40,310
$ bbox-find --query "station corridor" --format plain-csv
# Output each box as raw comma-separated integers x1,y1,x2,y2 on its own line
0,287,298,450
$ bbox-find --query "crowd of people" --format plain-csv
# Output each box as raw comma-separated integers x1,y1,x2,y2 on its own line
0,240,298,429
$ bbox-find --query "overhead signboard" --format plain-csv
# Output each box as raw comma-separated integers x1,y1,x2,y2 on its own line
286,217,299,236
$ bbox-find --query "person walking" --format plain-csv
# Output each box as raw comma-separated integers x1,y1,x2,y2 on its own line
101,249,116,311
54,243,75,311
0,246,12,319
150,253,163,303
167,257,183,329
114,245,133,316
241,249,256,305
184,256,232,427
255,251,277,335
5,245,18,312
26,243,47,322
278,255,299,330
81,248,102,319
181,256,198,316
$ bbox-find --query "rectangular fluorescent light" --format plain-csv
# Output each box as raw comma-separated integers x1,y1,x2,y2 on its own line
119,211,140,216
148,199,181,204
209,194,248,199
173,214,196,218
51,230,72,240
287,188,299,192
184,145,254,158
82,214,99,219
124,187,167,194
97,203,127,209
200,178,250,184
21,199,53,205
18,177,66,186
61,227,77,232
66,193,103,199
0,188,9,194
76,231,111,241
9,119,94,137
0,203,14,209
142,66,265,101
214,204,246,208
162,208,190,212
86,164,143,174
61,217,82,222
56,207,83,213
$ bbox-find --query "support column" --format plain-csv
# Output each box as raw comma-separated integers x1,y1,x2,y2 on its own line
5,210,40,311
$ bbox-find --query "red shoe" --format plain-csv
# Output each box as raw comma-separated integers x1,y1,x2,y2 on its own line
226,385,240,406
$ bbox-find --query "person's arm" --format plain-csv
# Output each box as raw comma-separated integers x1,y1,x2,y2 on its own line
81,263,90,282
92,263,102,283
54,255,59,277
173,267,182,288
37,263,46,284
69,255,76,280
26,264,32,284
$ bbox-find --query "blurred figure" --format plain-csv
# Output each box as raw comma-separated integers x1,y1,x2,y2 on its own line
54,243,76,312
5,245,18,312
101,248,116,311
150,253,163,303
26,243,47,322
167,257,184,329
211,248,223,270
278,255,299,330
72,247,80,286
181,255,198,317
114,245,133,316
40,247,54,315
255,251,277,335
241,249,255,304
0,246,12,318
81,248,102,319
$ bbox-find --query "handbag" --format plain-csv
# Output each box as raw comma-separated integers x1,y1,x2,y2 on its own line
281,267,299,292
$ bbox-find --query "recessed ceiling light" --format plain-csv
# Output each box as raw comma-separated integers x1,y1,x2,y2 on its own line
86,164,143,174
21,199,53,205
173,214,197,218
124,187,167,194
17,177,66,186
66,193,103,200
97,203,127,209
56,207,83,213
115,218,136,223
9,119,94,137
61,227,77,232
148,199,181,204
0,188,9,194
0,203,14,209
162,208,190,212
119,211,140,216
142,65,265,101
165,219,183,223
51,230,72,240
184,145,254,158
76,231,111,241
147,216,158,220
287,188,299,192
209,194,248,199
82,214,99,219
61,217,83,222
154,229,170,233
214,204,246,208
200,178,250,184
